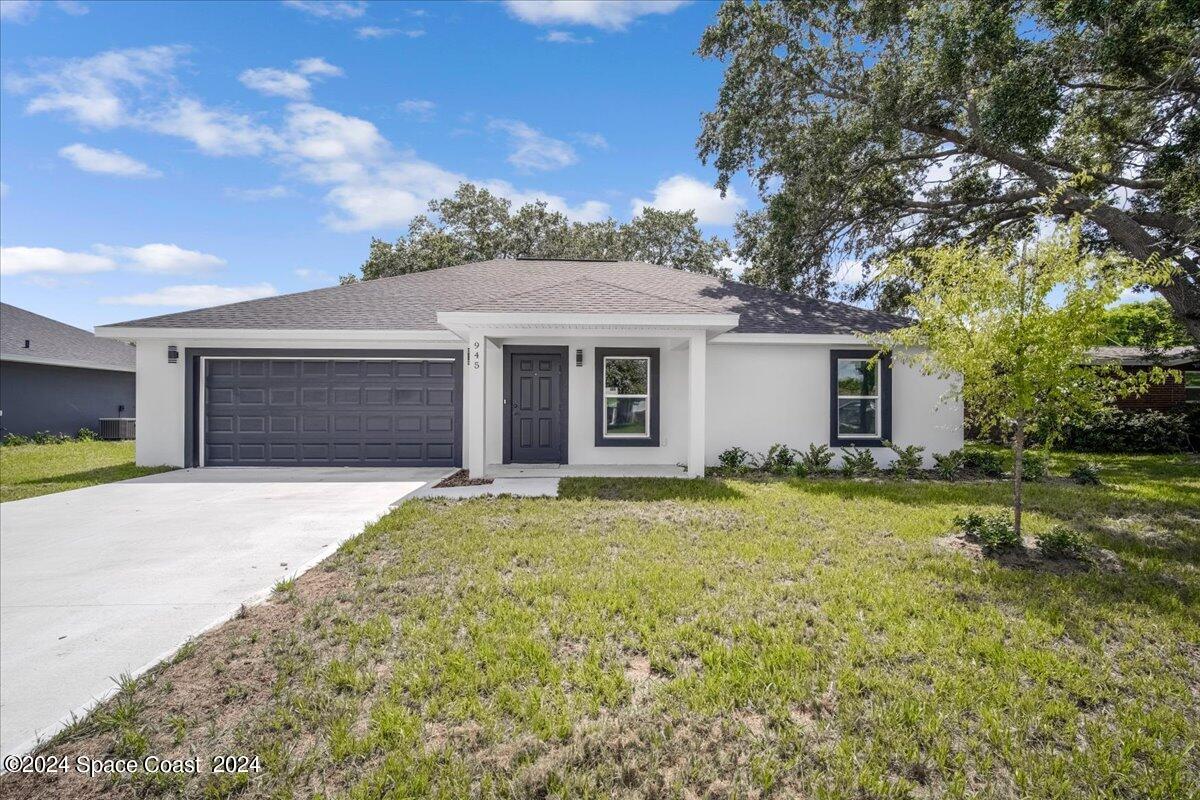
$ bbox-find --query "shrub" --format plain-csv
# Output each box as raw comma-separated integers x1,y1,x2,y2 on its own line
1020,450,1049,482
963,448,1004,477
840,447,877,477
886,441,925,478
1,433,32,447
954,511,1020,552
764,443,795,474
1037,526,1087,558
1069,462,1102,485
932,449,965,480
76,427,98,441
791,461,808,478
717,446,751,471
1058,408,1188,453
798,443,835,475
30,430,70,445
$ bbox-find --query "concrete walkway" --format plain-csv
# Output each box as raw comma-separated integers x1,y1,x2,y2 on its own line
0,467,449,758
412,477,560,501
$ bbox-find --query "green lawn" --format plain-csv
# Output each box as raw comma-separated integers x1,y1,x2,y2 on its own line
0,440,173,502
3,452,1196,800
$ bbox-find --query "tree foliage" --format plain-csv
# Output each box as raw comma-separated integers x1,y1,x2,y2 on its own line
1095,298,1193,350
343,183,731,283
875,222,1174,534
697,0,1200,339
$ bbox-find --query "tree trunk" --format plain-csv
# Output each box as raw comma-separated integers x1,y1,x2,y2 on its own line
1156,271,1200,345
1012,417,1025,539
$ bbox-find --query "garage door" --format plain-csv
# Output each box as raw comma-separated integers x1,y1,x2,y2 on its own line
203,358,461,467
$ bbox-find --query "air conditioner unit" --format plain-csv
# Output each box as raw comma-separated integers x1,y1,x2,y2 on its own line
98,418,136,440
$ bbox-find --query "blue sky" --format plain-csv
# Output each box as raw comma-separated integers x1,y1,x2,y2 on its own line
0,0,754,330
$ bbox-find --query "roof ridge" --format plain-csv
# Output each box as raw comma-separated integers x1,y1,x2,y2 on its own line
448,275,587,312
581,275,725,313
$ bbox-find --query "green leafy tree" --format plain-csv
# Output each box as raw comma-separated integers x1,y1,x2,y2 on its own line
1096,298,1193,350
875,223,1173,536
344,183,732,283
697,0,1199,340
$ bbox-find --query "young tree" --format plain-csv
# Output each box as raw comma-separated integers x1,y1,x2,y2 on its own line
875,223,1174,536
697,0,1199,339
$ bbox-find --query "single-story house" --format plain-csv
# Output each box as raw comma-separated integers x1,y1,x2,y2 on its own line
95,259,962,477
1,302,136,437
1088,345,1199,412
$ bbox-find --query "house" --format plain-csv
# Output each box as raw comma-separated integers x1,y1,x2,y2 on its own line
94,259,962,477
1088,345,1199,412
1,303,136,437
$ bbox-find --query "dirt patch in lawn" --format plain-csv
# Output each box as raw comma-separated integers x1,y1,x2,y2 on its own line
934,532,1123,575
432,469,493,488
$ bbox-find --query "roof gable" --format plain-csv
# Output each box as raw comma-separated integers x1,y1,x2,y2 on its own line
1,303,135,371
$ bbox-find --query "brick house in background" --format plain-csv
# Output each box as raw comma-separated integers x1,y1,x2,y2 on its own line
1088,346,1199,411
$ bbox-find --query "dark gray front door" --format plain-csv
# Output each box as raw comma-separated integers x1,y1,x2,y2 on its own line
204,358,460,467
508,350,565,463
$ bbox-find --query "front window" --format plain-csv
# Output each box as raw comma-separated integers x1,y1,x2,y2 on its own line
836,358,880,437
1186,371,1200,403
603,356,650,437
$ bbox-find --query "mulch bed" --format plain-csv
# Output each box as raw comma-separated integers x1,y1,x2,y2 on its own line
434,469,494,488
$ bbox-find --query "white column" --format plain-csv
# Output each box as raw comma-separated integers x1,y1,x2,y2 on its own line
467,335,486,477
687,332,707,477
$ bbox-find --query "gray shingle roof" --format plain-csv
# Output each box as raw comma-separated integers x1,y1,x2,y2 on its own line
98,259,911,335
1088,345,1198,366
2,303,135,371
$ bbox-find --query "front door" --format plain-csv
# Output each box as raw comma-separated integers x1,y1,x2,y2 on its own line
507,349,565,463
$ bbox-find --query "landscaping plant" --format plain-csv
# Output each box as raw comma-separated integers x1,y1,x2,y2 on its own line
963,448,1005,478
717,446,751,472
764,443,795,474
798,443,835,475
1021,450,1049,482
1037,526,1088,558
954,511,1020,552
839,447,877,477
877,223,1173,537
886,442,925,478
932,450,965,481
1070,462,1102,486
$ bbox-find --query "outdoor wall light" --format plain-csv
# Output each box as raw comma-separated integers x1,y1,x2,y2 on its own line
576,348,584,367
167,345,179,364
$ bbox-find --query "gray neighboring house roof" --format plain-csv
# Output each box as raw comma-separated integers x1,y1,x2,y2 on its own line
1,303,136,371
1088,345,1198,367
98,259,911,336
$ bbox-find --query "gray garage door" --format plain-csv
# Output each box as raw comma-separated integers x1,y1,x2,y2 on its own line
203,358,461,467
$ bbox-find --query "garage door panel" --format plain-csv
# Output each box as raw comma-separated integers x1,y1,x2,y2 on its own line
204,357,460,467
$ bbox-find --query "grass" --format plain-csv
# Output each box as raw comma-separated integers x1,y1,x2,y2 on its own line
1,451,1196,799
0,440,173,502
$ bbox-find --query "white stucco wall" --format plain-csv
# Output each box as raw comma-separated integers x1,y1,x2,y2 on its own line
706,342,962,467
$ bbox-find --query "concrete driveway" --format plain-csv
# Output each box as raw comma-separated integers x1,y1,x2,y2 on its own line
0,466,449,758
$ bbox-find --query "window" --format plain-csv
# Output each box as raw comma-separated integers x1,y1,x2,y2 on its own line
595,348,660,446
1186,371,1200,403
829,349,891,446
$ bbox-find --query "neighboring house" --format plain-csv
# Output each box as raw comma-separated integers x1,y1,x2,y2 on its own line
1,303,136,437
1088,345,1199,412
95,259,962,477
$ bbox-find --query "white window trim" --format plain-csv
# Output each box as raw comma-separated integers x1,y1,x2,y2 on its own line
1185,370,1200,403
836,358,881,438
602,355,652,439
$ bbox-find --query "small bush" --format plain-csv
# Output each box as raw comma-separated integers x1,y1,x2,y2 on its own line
840,447,877,477
764,443,796,474
798,443,835,475
886,441,925,478
963,448,1004,477
1037,526,1087,558
954,511,1020,552
1,433,32,447
717,446,751,471
932,449,965,480
30,430,71,445
1070,462,1102,485
76,427,98,441
1058,408,1188,453
1020,450,1049,482
791,461,808,478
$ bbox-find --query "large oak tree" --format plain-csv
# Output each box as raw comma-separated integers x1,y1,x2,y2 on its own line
697,0,1199,340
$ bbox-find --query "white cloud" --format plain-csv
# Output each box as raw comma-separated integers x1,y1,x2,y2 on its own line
488,119,577,172
0,246,116,276
58,143,161,178
280,0,365,19
145,98,279,156
832,258,866,285
541,30,593,44
283,102,386,166
6,44,186,128
631,174,746,225
294,57,343,77
574,131,608,149
0,0,39,22
504,0,688,31
239,67,312,100
0,182,8,199
397,99,436,121
356,26,424,39
56,1,88,15
717,255,746,278
92,243,224,274
100,283,277,308
294,267,335,283
225,185,292,201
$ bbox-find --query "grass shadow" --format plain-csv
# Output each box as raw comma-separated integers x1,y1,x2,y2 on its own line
12,464,170,487
559,477,745,502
